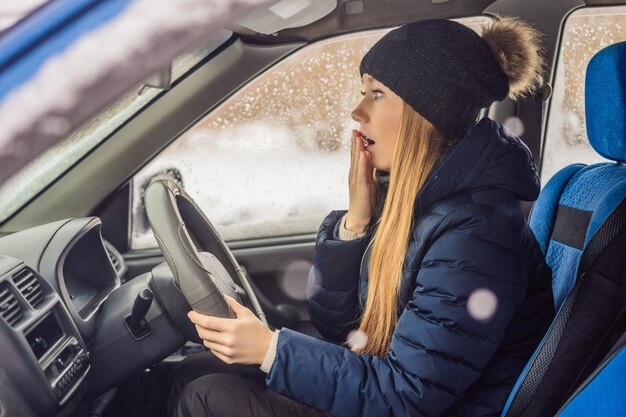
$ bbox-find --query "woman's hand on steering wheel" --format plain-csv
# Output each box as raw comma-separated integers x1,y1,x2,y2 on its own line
188,296,274,365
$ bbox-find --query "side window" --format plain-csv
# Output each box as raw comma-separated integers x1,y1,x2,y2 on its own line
542,6,626,183
130,17,490,250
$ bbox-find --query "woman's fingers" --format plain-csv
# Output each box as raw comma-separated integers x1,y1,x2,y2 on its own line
349,129,358,182
358,151,374,209
352,132,366,183
194,324,230,344
223,295,249,318
188,311,231,332
357,150,373,187
202,341,233,362
355,131,365,153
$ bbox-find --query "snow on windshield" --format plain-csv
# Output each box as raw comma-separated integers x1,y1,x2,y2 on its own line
0,1,49,32
0,0,270,223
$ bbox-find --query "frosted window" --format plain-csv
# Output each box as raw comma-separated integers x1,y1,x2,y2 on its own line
542,7,626,183
131,17,491,249
0,31,232,223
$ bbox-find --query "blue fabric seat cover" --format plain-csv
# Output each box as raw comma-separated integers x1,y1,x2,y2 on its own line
530,163,626,308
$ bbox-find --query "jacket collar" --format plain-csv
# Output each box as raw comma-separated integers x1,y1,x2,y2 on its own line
415,117,541,209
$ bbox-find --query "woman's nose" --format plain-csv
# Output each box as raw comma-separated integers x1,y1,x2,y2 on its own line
351,103,368,124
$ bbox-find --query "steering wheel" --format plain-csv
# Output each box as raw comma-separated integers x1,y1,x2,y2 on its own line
144,179,267,331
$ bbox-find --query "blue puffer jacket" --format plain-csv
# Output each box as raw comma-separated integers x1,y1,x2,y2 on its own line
265,118,555,417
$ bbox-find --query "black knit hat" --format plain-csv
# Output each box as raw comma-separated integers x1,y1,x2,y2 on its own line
360,19,510,141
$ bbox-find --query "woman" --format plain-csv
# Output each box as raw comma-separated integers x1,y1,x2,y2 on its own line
171,16,555,417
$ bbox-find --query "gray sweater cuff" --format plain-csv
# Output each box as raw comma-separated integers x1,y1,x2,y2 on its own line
260,329,280,373
338,214,367,241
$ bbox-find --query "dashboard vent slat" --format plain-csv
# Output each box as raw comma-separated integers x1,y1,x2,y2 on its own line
108,252,120,270
12,269,43,308
0,285,22,326
105,243,125,277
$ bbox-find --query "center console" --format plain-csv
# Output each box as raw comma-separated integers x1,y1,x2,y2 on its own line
0,258,90,417
25,309,90,403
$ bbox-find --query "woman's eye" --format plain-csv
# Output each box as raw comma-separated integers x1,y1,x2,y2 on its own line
359,90,384,100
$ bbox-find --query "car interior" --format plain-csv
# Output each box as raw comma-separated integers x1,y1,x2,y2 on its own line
0,0,625,416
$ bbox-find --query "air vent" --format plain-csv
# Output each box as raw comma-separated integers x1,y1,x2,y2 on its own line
108,251,121,272
105,241,125,277
0,284,22,326
12,269,43,308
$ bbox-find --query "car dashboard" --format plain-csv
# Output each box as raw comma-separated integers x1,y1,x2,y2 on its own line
0,217,146,417
0,260,90,413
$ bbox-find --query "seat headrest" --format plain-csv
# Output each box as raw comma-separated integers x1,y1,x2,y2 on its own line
585,41,626,163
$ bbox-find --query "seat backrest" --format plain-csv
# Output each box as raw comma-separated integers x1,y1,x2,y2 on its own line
530,40,626,310
530,162,626,308
500,41,626,417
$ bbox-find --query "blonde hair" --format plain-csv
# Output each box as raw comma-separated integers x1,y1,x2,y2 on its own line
356,102,450,357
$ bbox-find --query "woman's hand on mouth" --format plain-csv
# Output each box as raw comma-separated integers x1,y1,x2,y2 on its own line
346,129,377,234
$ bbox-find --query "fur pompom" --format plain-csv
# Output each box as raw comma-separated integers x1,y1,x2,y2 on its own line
481,16,544,100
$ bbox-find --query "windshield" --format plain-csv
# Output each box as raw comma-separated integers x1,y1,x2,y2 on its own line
0,30,232,223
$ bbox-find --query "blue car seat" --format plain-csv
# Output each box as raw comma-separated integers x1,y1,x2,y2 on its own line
500,41,626,417
556,332,626,417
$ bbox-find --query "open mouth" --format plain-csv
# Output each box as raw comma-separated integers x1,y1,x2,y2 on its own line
359,132,376,147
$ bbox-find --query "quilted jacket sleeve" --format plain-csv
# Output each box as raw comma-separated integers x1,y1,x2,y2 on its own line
307,210,374,343
268,205,529,417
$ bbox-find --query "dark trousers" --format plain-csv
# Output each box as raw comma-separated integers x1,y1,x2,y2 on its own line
168,351,331,417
